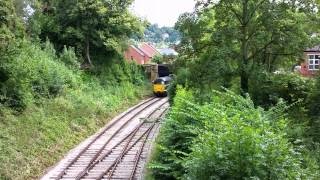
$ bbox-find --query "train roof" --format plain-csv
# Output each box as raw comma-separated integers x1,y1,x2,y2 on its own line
155,76,172,82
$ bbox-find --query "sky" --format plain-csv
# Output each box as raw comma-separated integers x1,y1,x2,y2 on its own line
132,0,196,27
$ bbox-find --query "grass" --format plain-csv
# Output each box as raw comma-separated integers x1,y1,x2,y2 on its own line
0,81,151,180
144,142,160,180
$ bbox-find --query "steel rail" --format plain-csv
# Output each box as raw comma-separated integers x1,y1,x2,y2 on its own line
128,108,168,180
76,100,168,180
69,98,161,179
54,97,158,180
105,104,168,180
97,124,154,180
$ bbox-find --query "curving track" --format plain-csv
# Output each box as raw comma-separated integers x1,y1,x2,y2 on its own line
41,97,169,180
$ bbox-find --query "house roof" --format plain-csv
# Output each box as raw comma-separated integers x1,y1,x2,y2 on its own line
159,48,179,56
305,45,320,52
130,45,145,56
139,43,159,58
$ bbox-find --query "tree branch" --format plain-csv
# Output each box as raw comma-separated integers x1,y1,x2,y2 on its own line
248,36,274,60
246,0,269,24
223,0,243,24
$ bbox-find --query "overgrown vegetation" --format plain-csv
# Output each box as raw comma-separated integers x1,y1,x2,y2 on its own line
150,88,319,179
148,0,320,179
0,78,149,179
0,0,150,179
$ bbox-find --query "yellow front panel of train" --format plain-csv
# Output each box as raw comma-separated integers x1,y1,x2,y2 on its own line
153,84,165,93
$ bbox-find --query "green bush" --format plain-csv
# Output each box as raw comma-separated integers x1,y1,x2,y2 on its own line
59,46,80,69
150,87,196,179
0,40,79,109
249,72,317,145
94,58,145,87
250,72,314,108
151,55,164,64
150,87,319,179
0,76,150,179
307,76,320,143
0,41,150,179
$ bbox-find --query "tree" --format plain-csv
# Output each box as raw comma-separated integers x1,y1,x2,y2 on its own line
0,0,24,54
191,0,319,94
151,55,164,64
34,0,144,66
143,24,181,45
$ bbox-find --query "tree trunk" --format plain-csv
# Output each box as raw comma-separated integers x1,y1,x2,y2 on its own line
240,0,249,96
85,38,92,66
240,70,249,95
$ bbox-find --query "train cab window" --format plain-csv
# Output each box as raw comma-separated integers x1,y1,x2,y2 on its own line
154,79,164,84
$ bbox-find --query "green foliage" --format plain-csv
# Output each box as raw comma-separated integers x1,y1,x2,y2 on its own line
0,35,149,180
92,57,145,87
0,40,79,109
0,76,150,179
176,0,319,93
144,24,181,46
307,76,320,143
0,0,24,37
250,72,314,108
167,68,190,103
150,87,196,179
0,0,24,56
150,87,319,179
151,55,164,64
59,46,81,69
249,72,319,144
0,0,151,179
32,0,145,65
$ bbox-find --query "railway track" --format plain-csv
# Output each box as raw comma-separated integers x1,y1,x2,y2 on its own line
42,97,169,180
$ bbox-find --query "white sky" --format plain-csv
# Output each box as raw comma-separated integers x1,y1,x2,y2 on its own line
132,0,196,27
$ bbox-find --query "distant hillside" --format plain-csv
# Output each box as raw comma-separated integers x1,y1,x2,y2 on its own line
144,24,181,46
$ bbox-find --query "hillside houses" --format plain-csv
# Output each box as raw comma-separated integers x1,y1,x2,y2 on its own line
124,42,179,65
124,43,159,65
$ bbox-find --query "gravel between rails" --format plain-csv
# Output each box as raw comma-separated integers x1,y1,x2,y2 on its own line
41,97,169,180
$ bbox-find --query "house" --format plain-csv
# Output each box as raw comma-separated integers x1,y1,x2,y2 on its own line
139,42,159,60
300,45,320,76
124,45,147,64
124,43,159,65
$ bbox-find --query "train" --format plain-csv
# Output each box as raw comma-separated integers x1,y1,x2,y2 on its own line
143,64,173,97
153,76,173,97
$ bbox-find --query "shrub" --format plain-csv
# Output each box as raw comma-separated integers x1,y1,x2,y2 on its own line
150,87,196,179
307,76,320,143
249,72,314,108
0,40,79,109
59,46,80,69
152,55,164,64
150,87,319,179
0,75,150,179
94,58,145,87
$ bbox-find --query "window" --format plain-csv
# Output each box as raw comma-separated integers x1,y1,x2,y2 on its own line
308,54,320,70
131,56,134,61
154,79,164,85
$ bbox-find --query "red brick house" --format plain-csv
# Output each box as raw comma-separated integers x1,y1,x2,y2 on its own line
139,43,159,59
300,45,320,77
124,43,159,65
124,45,147,64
